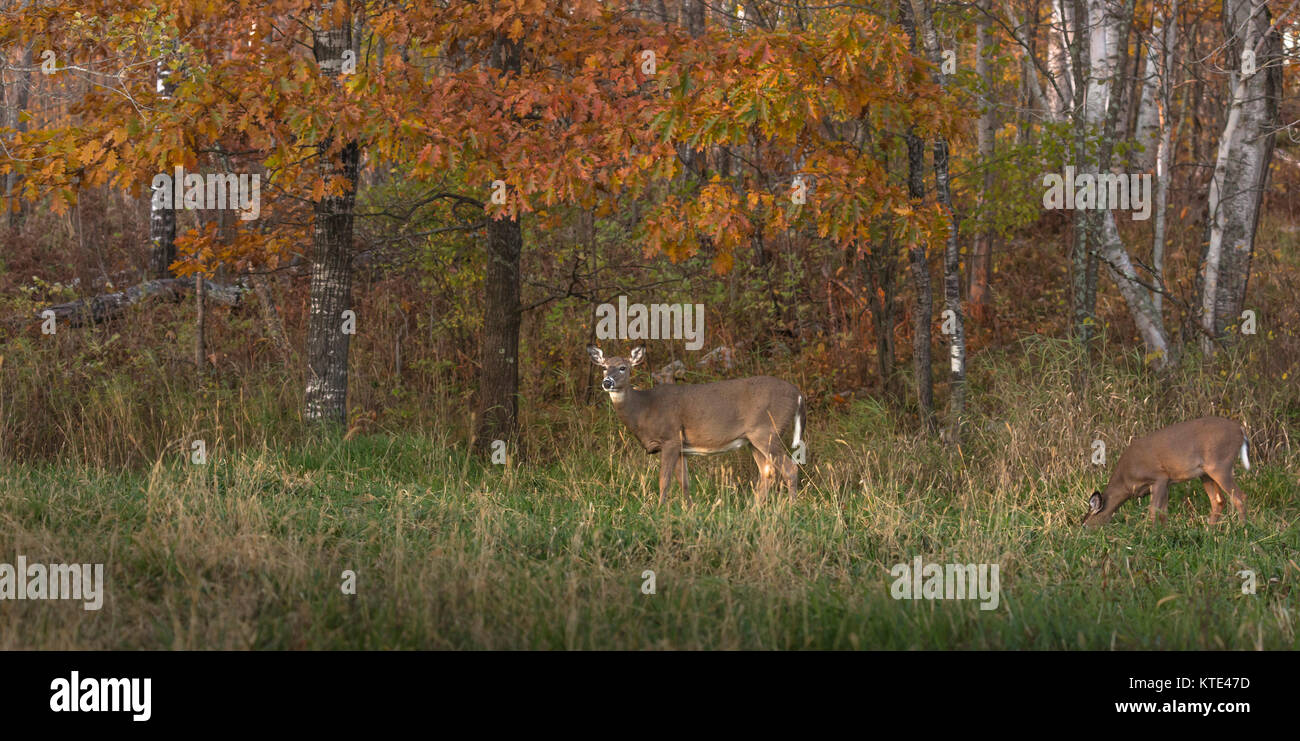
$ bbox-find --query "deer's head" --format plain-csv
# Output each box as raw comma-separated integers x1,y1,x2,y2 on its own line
587,345,644,396
1081,491,1107,526
1081,488,1127,526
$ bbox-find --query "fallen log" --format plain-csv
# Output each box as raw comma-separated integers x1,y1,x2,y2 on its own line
31,277,246,329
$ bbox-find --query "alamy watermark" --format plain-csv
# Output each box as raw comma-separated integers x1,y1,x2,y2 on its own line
890,557,1000,611
0,554,105,610
1042,166,1152,221
152,165,260,220
594,295,705,351
50,671,150,721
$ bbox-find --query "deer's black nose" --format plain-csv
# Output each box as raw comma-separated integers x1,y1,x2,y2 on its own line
602,378,614,390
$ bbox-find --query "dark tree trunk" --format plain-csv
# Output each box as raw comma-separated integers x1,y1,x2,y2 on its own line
899,0,938,436
472,33,525,458
303,21,359,426
195,274,206,372
905,129,936,435
968,234,994,324
860,119,899,401
863,232,899,402
685,0,706,36
473,214,523,457
4,44,33,230
1068,0,1098,344
675,1,708,180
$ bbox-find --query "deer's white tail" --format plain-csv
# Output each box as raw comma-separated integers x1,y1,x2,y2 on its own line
792,395,805,448
1240,436,1251,471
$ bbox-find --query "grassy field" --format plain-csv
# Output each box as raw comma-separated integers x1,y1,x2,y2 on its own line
1,339,1296,649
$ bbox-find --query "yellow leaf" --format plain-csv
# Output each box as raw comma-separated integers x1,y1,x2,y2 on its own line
78,141,102,165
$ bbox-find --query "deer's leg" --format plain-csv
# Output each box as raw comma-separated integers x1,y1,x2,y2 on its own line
1229,484,1248,523
658,446,680,506
1201,475,1226,525
1208,466,1247,523
749,446,772,506
676,451,691,506
1148,477,1170,523
774,450,798,502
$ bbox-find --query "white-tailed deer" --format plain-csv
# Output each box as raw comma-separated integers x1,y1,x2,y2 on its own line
588,345,806,505
1082,417,1250,526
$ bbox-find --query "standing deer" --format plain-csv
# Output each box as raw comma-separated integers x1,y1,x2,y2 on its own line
587,345,806,505
1082,417,1250,526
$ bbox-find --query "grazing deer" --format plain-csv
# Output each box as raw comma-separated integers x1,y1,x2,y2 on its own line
1082,417,1250,526
587,345,806,505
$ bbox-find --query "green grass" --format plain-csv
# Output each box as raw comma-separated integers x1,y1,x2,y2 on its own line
1,336,1296,649
2,411,1296,649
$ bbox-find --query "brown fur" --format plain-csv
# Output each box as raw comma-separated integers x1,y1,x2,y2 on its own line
1083,416,1249,526
588,346,805,505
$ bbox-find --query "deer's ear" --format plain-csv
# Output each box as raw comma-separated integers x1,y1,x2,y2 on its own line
1088,492,1103,513
629,346,645,366
587,346,605,365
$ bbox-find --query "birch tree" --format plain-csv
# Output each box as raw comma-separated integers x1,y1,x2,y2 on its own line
1199,0,1282,352
906,0,967,442
147,52,177,279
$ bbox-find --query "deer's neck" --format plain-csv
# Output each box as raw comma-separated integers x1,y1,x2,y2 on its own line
609,386,646,412
1103,464,1138,506
608,387,656,429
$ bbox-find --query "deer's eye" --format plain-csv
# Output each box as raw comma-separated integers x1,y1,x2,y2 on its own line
619,366,627,372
